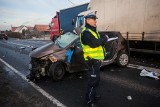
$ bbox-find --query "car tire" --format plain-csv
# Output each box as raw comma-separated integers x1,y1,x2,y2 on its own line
116,52,129,67
49,62,65,81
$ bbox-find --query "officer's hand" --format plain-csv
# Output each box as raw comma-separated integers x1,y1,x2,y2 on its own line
101,36,108,46
102,36,108,42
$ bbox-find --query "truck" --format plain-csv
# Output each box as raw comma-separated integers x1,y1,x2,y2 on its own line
50,3,88,41
76,0,160,54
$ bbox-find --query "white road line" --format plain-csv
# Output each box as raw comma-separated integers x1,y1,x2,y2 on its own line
6,41,31,48
127,64,160,74
0,58,66,107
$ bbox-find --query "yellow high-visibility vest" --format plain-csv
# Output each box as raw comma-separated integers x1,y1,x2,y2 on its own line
80,27,105,60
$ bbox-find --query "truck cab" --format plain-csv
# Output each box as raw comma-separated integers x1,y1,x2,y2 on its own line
49,12,61,42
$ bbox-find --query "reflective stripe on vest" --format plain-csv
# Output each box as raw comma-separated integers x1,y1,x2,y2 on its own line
80,27,105,60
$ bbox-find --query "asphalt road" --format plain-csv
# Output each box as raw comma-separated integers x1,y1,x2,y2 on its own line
0,62,56,107
0,38,160,107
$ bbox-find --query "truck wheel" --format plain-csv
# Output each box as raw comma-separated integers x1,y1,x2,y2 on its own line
49,62,65,81
116,52,129,67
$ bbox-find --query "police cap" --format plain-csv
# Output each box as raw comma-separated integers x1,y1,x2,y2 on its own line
84,12,98,19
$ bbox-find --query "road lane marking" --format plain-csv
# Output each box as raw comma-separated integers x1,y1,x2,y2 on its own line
127,64,160,74
6,41,48,49
6,41,31,48
0,58,66,107
101,72,160,98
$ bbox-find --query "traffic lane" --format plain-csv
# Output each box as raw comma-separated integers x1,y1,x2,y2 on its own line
0,42,30,75
1,38,51,53
35,64,160,107
6,37,50,46
8,39,51,48
0,62,56,107
0,39,50,75
100,65,160,107
101,65,160,89
99,73,160,107
1,39,160,106
0,39,32,55
0,40,30,55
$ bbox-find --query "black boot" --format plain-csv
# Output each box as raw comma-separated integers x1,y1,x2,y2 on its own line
87,102,98,107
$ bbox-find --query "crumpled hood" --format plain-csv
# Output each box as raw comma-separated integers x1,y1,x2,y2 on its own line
29,42,61,58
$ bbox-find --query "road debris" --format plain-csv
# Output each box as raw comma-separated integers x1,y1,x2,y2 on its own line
79,76,83,79
110,69,114,71
140,69,160,80
20,47,26,49
127,96,132,100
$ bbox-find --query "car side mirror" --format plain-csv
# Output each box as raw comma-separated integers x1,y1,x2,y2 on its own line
60,29,64,35
72,19,75,25
69,45,75,49
49,23,53,28
49,23,51,28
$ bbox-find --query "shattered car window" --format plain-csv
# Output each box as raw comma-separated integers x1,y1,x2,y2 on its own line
55,32,78,48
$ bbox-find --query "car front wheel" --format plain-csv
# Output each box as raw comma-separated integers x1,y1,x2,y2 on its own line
116,52,129,67
49,62,65,81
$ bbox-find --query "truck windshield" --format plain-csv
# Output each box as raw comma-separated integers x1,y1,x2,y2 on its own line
55,32,78,48
77,16,84,27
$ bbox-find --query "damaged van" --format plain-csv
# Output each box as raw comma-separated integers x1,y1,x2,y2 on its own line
27,32,129,81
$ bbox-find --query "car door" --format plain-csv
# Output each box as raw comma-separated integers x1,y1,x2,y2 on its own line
100,32,118,61
70,39,86,71
104,40,118,60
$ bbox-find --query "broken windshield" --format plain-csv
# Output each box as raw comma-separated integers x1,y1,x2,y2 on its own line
55,32,78,48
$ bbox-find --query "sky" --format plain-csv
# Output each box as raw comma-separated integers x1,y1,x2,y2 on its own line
0,0,90,30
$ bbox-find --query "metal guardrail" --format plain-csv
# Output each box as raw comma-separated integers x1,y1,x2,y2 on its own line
121,32,160,41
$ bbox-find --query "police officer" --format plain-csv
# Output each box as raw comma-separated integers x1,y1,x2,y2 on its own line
80,12,107,107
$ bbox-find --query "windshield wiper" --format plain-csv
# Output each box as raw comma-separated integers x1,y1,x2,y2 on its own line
56,40,62,48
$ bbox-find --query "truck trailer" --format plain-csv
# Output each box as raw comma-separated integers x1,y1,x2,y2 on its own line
50,3,88,41
76,0,160,54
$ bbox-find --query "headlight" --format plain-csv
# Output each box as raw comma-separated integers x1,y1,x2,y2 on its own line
49,55,57,62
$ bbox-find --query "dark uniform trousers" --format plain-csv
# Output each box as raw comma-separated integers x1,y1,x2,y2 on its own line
86,59,102,104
